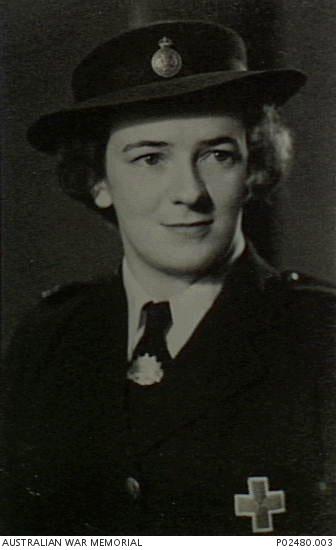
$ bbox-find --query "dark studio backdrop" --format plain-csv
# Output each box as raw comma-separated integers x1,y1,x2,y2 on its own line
2,0,336,349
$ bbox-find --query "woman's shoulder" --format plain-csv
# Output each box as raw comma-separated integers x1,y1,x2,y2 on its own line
39,273,123,306
261,266,335,347
273,268,336,330
4,275,125,369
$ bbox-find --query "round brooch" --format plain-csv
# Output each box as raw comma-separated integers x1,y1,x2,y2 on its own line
151,36,182,78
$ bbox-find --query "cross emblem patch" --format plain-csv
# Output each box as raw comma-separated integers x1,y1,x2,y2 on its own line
234,477,286,533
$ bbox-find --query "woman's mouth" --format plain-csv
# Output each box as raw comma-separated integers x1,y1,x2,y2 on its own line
163,219,213,236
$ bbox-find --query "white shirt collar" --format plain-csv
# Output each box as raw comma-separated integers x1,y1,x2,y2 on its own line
123,260,224,360
167,279,223,357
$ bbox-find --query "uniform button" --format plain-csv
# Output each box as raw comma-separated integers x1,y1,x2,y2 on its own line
287,271,299,282
318,481,328,492
41,285,61,299
125,476,141,499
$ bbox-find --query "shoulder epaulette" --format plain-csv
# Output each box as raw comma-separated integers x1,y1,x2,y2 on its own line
281,270,336,297
40,282,91,304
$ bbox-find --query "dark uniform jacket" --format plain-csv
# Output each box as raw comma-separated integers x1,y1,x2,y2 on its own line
2,246,336,535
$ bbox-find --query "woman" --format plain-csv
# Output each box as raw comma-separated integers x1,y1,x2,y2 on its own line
3,20,335,535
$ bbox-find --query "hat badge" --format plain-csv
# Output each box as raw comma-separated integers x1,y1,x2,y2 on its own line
151,36,182,78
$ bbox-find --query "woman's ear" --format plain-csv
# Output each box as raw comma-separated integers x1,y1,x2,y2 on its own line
243,175,254,203
91,179,113,208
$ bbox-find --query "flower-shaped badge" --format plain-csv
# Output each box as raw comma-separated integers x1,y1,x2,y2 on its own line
127,353,164,386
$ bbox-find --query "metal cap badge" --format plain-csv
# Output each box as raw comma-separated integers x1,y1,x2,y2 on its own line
151,37,182,78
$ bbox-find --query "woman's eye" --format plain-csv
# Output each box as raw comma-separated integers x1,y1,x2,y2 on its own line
210,150,237,162
132,153,162,166
199,149,241,165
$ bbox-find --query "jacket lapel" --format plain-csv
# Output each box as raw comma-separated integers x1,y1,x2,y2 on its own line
126,245,281,455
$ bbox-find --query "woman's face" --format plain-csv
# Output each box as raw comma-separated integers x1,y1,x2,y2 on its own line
102,113,248,281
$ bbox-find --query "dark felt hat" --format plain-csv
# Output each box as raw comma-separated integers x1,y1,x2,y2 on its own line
28,20,307,153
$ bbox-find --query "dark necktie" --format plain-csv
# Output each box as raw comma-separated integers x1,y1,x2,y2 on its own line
132,301,172,363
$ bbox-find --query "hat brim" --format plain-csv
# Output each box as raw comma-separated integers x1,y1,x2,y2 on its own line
28,68,306,153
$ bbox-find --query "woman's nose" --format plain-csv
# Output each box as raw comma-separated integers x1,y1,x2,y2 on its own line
169,160,208,206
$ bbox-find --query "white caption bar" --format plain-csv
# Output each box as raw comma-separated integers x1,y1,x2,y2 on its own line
1,537,336,550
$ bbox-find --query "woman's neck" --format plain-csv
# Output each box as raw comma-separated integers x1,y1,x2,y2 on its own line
123,232,245,301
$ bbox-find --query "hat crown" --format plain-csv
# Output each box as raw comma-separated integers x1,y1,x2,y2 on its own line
72,20,248,103
27,18,307,153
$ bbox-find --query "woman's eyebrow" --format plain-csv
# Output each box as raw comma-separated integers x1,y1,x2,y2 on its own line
122,140,169,152
199,137,238,147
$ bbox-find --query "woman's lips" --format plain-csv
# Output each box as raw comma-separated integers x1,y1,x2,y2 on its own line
165,220,213,227
163,219,213,236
